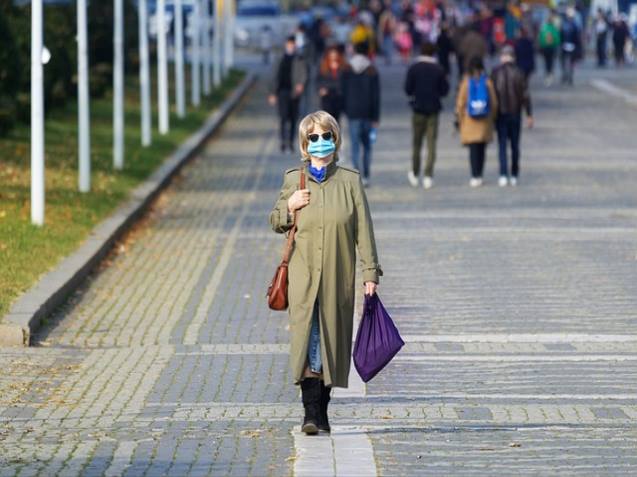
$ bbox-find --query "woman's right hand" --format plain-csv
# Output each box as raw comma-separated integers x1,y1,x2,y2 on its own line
288,189,310,213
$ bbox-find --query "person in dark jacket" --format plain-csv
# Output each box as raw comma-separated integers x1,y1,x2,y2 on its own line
317,46,346,123
612,16,630,67
436,21,454,77
268,36,308,152
404,41,450,189
514,28,536,79
491,45,533,186
560,8,582,85
341,42,380,186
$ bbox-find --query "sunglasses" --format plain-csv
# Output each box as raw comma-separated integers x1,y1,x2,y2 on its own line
308,132,333,142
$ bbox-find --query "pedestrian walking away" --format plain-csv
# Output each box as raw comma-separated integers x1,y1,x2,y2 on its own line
612,15,630,67
456,56,498,187
514,28,536,80
560,7,582,86
594,9,610,67
457,22,488,75
341,42,381,187
269,110,382,436
404,41,450,189
538,13,560,85
317,46,346,124
491,45,533,187
268,36,308,153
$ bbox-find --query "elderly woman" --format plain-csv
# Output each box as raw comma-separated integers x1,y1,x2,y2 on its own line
270,111,382,435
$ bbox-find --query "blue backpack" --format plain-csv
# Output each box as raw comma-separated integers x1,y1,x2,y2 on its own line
467,74,490,118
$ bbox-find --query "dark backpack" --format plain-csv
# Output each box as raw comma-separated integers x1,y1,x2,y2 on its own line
467,74,490,118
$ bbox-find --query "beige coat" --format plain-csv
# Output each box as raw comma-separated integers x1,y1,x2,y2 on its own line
270,162,382,388
456,75,499,145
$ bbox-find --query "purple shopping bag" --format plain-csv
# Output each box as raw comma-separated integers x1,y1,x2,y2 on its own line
353,294,405,382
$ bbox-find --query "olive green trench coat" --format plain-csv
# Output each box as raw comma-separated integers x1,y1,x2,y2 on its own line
269,162,382,388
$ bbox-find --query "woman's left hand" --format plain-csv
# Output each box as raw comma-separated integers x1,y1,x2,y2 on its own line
364,282,377,296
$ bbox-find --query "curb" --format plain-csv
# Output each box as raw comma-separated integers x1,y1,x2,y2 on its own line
0,72,258,347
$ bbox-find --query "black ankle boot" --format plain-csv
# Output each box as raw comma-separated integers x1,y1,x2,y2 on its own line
300,378,320,435
318,381,331,433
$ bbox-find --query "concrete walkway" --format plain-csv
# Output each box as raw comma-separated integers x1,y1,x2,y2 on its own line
1,62,637,476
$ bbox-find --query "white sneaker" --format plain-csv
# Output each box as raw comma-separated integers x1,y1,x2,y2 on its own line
407,171,419,187
469,178,483,188
498,176,508,187
423,176,433,190
509,176,518,186
361,177,370,188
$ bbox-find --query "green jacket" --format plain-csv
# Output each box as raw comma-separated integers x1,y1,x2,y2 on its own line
539,22,560,49
270,161,382,388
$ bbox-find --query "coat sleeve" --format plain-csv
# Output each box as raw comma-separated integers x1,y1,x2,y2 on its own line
404,66,414,96
455,78,467,119
353,177,383,283
371,69,381,122
269,173,296,234
269,57,278,96
295,57,309,90
487,79,499,121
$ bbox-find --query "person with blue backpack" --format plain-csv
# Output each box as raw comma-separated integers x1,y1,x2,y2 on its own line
455,57,498,187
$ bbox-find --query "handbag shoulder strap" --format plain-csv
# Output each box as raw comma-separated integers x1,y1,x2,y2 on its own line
281,169,305,264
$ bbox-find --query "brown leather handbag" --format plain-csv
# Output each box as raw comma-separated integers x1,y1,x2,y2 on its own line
267,170,306,311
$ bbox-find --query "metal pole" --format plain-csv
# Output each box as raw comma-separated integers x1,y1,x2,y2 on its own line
174,0,186,118
157,0,169,134
139,0,152,146
191,0,201,106
227,0,234,71
113,0,125,170
31,0,45,226
202,0,211,95
213,0,222,87
77,0,91,193
223,0,233,74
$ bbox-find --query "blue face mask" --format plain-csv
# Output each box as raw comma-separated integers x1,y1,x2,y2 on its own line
307,138,336,159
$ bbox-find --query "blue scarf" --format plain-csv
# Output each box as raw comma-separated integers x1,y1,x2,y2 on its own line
309,164,326,183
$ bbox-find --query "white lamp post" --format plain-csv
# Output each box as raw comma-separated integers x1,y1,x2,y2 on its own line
213,0,222,87
202,0,211,95
138,0,152,146
77,0,91,192
191,0,201,106
113,0,125,170
224,0,234,73
157,0,170,135
31,0,45,226
174,0,186,118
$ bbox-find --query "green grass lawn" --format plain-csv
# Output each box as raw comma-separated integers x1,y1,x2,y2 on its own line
0,69,245,317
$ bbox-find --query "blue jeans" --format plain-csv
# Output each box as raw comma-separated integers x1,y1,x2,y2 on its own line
349,118,372,179
307,301,322,373
496,114,521,178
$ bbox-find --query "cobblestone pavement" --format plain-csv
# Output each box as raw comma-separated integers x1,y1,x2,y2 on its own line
2,61,637,476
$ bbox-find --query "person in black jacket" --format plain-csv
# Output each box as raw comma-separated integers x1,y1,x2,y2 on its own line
341,42,380,186
514,28,536,80
404,41,450,189
268,36,308,152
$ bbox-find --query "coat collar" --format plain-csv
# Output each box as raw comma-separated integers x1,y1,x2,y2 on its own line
303,160,338,184
415,55,437,64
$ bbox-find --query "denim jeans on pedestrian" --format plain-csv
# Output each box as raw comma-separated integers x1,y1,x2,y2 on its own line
349,118,372,179
307,301,322,373
496,114,521,178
